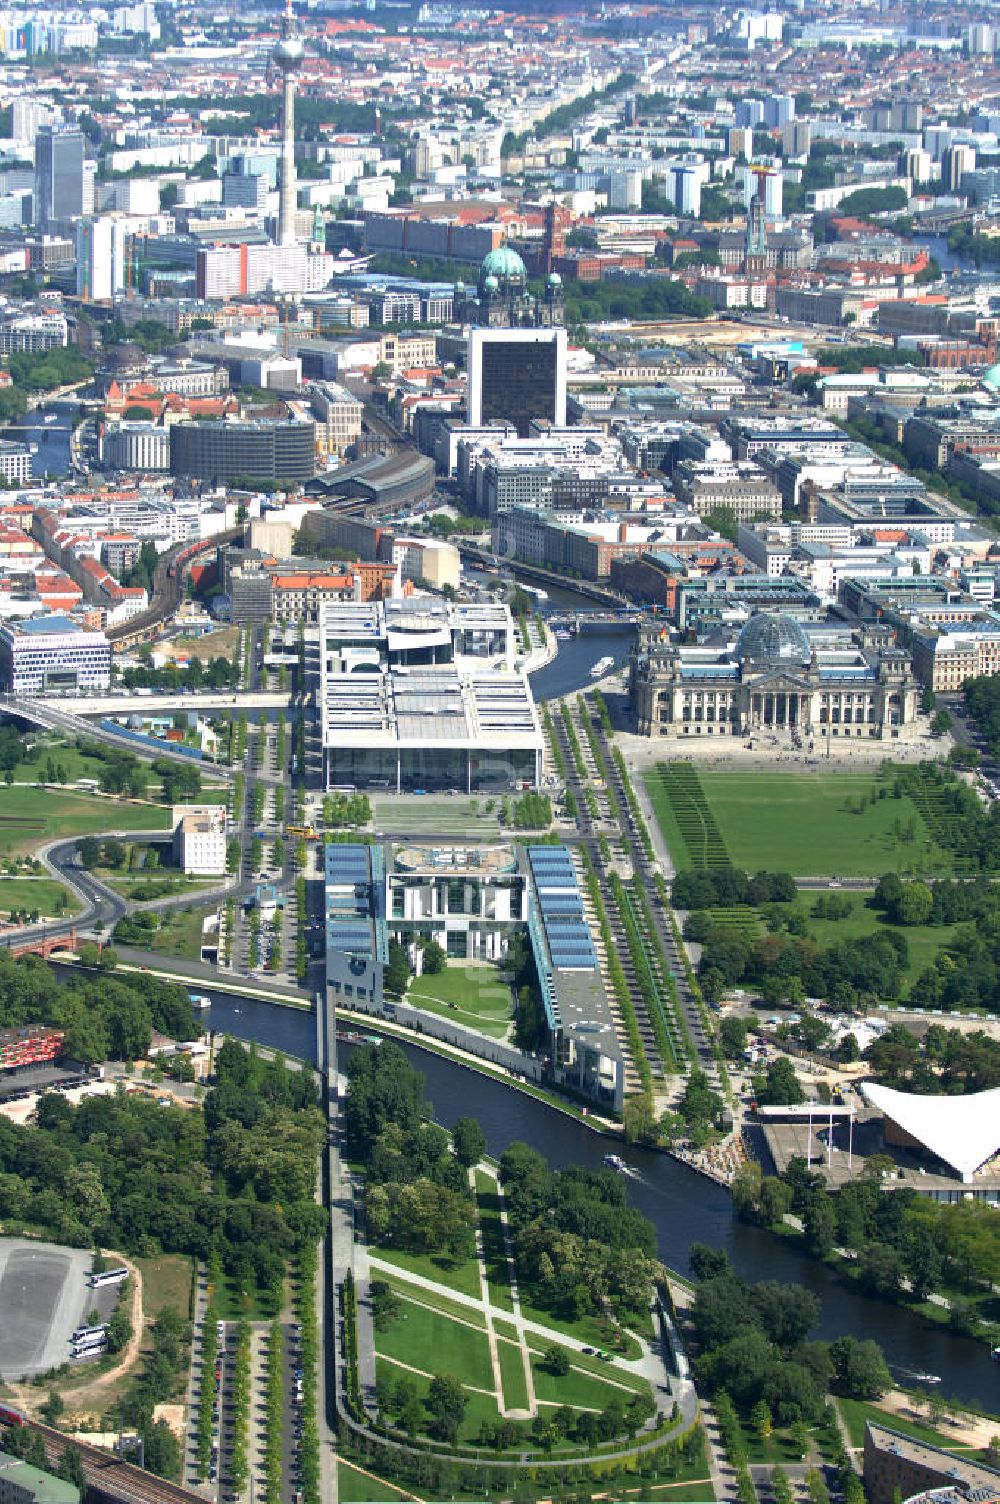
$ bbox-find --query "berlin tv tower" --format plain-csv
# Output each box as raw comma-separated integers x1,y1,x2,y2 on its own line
273,0,304,246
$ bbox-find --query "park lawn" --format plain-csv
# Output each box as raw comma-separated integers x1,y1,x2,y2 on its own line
337,1461,416,1503
532,1354,649,1411
381,1277,487,1330
11,735,108,786
144,904,218,962
631,1483,717,1501
518,1294,642,1360
837,1398,966,1451
792,890,957,989
406,965,513,1040
649,768,952,878
496,1336,529,1411
475,1171,515,1311
0,877,77,917
0,786,170,859
371,1244,483,1301
374,1302,495,1391
135,1254,193,1322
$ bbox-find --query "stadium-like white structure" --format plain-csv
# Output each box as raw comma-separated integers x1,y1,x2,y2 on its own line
861,1082,1000,1185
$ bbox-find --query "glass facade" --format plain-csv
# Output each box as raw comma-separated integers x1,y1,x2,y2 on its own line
480,340,558,438
471,748,536,791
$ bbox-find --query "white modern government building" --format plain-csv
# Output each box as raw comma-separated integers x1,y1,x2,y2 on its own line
0,616,111,694
318,598,544,792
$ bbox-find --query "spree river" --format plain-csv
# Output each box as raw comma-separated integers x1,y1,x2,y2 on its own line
197,988,999,1410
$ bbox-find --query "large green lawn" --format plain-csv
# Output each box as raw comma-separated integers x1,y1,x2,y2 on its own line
374,1300,495,1390
0,785,170,859
648,768,952,878
797,891,957,988
406,965,513,1039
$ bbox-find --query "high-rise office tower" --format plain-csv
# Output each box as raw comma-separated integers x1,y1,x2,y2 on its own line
76,217,128,302
273,0,303,246
467,328,567,438
34,126,84,229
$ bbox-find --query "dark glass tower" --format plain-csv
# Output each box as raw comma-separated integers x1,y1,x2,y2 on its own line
34,127,85,230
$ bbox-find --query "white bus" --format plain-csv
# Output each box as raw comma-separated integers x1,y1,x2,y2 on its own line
88,1266,128,1289
71,1324,107,1344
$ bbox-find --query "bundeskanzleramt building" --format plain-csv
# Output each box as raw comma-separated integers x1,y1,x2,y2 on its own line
318,598,543,792
0,616,111,694
630,612,920,741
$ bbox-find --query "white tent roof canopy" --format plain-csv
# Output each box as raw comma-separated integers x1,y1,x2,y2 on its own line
861,1082,1000,1184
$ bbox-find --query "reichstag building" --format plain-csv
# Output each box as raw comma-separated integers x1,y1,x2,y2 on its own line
629,612,921,742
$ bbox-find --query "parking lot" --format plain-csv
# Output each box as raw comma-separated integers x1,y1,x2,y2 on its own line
0,1238,100,1378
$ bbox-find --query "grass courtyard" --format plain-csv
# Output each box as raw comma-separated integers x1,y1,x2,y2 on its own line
373,795,503,838
143,903,219,963
0,786,171,860
646,765,953,878
406,964,513,1039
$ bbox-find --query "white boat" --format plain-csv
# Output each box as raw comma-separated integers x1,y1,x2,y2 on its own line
555,629,572,642
590,655,614,678
602,1153,627,1172
188,993,211,1010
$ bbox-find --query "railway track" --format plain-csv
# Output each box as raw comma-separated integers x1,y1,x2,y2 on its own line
23,1418,208,1504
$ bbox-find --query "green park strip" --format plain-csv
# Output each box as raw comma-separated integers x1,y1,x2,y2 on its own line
406,964,513,1039
0,876,77,916
0,785,171,859
496,1336,530,1411
337,1461,416,1503
646,766,951,878
475,1170,515,1311
522,1336,652,1396
373,1298,497,1390
370,1243,483,1300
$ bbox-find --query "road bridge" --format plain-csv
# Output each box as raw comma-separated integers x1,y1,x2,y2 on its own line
548,610,645,632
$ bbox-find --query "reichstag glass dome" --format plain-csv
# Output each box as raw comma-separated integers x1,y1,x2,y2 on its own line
735,612,811,668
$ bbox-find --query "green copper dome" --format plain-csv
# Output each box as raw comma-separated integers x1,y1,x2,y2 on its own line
480,245,527,283
982,363,1000,391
